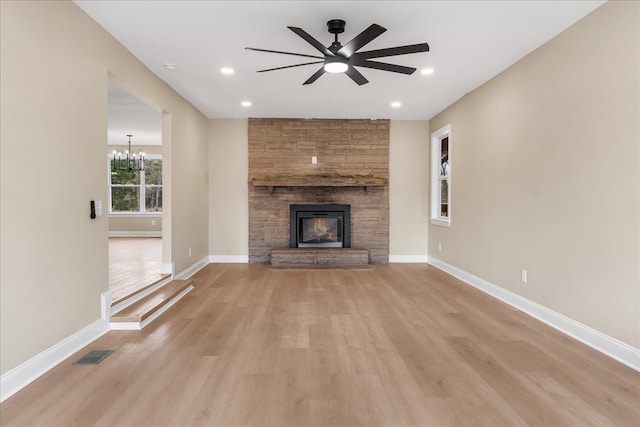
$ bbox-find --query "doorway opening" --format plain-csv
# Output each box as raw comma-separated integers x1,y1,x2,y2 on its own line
108,80,166,303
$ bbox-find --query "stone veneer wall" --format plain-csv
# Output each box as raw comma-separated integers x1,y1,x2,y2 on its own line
248,118,390,263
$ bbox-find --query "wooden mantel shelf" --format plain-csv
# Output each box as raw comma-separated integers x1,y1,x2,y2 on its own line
251,175,388,190
251,178,387,187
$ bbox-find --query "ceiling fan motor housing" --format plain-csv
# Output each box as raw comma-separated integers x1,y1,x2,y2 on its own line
327,19,346,52
327,19,346,34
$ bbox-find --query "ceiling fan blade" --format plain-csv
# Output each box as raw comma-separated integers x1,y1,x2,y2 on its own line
288,26,333,56
338,24,387,58
303,67,326,85
351,58,416,75
257,61,325,73
338,24,386,58
353,42,430,59
345,67,369,86
245,47,324,60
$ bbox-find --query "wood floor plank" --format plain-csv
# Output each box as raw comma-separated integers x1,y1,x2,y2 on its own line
108,237,163,302
1,264,638,426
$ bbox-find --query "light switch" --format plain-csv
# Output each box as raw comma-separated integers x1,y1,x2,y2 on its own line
312,156,318,164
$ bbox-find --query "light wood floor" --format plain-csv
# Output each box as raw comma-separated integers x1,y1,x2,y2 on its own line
2,264,638,426
109,237,163,302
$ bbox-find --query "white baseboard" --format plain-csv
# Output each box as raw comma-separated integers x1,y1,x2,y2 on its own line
175,256,210,280
108,231,162,238
0,319,110,403
427,256,640,372
160,262,174,275
101,291,112,321
389,255,428,263
208,255,249,263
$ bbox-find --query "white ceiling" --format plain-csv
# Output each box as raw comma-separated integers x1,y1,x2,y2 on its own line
108,81,162,146
78,0,605,120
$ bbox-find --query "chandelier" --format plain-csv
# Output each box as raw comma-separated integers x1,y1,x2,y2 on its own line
111,134,144,172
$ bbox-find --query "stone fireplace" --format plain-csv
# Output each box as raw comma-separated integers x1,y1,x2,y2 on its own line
248,118,389,264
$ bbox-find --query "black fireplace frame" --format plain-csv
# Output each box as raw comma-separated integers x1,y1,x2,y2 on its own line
289,204,351,249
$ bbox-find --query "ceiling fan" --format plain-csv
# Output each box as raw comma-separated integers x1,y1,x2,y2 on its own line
246,19,429,86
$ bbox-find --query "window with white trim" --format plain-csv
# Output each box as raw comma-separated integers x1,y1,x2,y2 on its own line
431,125,450,227
108,155,162,213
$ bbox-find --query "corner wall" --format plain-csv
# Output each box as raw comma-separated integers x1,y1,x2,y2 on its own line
389,121,430,261
428,1,639,347
208,119,249,259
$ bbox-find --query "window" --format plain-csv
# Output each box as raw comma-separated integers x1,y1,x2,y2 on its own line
109,155,162,213
431,125,450,227
143,158,162,212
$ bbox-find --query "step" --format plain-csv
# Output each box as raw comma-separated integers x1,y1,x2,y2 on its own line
270,247,370,268
110,275,174,317
111,274,172,307
110,279,194,330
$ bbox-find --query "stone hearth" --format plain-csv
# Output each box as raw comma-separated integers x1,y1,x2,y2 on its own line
270,248,370,268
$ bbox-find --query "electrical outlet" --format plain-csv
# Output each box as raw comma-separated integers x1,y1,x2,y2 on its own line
521,269,528,284
311,156,317,164
188,248,192,258
151,219,156,226
438,243,442,252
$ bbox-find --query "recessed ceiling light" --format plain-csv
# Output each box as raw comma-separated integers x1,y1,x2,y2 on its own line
164,63,177,71
391,101,402,108
241,101,252,107
421,68,435,75
221,67,235,75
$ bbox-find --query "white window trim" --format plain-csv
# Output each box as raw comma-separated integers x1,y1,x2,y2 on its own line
430,124,451,227
107,153,162,215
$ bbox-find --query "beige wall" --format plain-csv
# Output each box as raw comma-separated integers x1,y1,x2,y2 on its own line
109,216,162,234
0,1,209,374
167,108,209,272
429,1,639,347
389,121,430,259
208,119,248,257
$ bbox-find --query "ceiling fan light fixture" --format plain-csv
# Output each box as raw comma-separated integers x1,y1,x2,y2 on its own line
324,59,348,74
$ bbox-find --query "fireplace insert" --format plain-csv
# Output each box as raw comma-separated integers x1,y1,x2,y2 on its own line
289,204,351,248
